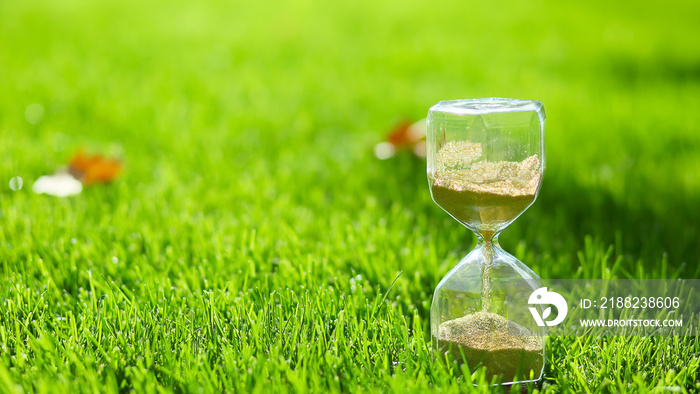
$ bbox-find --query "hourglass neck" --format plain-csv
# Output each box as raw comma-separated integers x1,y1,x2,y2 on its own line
476,231,500,247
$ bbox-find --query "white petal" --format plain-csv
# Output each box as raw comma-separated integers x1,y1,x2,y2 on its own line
33,173,82,197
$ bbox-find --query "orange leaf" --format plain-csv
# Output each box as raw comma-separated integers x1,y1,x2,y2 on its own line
378,119,427,159
68,150,123,185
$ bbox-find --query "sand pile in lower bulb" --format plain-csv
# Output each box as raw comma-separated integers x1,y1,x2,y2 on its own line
435,311,543,381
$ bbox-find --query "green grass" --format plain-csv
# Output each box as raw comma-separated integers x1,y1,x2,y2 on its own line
1,0,700,392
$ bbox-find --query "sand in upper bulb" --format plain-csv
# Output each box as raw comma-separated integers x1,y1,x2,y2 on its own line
430,141,541,233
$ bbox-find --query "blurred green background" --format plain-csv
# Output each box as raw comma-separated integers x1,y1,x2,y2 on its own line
1,0,699,392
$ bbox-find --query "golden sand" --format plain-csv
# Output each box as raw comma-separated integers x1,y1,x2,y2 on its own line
435,311,543,381
431,141,541,231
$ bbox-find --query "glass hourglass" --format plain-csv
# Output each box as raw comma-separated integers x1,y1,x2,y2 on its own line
427,98,546,386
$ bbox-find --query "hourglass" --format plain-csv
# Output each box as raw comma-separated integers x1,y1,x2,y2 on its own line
427,98,546,385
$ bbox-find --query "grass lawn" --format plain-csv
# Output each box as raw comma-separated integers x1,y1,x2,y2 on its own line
1,0,700,392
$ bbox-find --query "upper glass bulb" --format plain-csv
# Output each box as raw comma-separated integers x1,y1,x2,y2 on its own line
427,98,545,238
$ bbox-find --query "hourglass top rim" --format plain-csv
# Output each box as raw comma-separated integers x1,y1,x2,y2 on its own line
430,98,545,117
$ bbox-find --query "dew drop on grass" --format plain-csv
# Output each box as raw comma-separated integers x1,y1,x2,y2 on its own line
9,176,23,191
